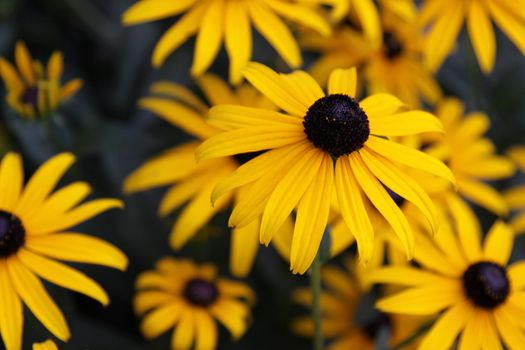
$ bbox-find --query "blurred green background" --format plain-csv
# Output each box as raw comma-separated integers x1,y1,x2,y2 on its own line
1,0,525,349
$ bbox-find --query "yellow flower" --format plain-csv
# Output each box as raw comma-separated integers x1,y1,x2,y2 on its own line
0,41,82,119
423,98,515,215
306,8,441,107
134,257,254,350
124,76,291,277
369,197,525,350
0,152,127,350
292,255,424,349
32,340,57,350
197,63,455,274
121,0,331,84
503,146,525,234
420,0,525,74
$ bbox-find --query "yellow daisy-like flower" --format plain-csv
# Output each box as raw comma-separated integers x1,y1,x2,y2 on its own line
134,257,254,350
124,75,291,277
197,63,455,274
503,146,525,234
420,0,525,73
423,98,515,215
121,0,331,84
0,41,82,119
292,255,423,349
306,9,441,107
0,152,127,350
369,196,525,350
32,340,57,350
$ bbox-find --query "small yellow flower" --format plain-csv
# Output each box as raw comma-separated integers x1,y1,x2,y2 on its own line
197,63,455,274
420,0,525,73
306,8,441,107
0,152,127,350
32,340,58,350
292,255,424,349
134,257,255,350
0,41,82,119
422,98,516,215
503,146,525,233
121,0,332,84
369,196,525,350
124,76,292,277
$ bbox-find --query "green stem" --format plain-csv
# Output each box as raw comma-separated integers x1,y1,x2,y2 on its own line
310,252,324,350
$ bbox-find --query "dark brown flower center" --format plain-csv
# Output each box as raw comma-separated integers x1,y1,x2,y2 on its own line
383,31,403,60
463,262,510,309
183,278,219,306
20,86,40,112
303,94,370,158
0,210,25,257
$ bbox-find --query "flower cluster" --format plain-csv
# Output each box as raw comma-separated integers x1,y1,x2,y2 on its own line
1,0,525,349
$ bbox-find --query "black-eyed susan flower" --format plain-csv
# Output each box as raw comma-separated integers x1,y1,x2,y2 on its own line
0,152,127,350
197,63,455,274
124,76,291,277
0,41,82,119
292,255,423,349
121,0,331,84
134,257,254,350
306,8,441,107
420,0,525,74
423,98,515,215
369,195,525,349
504,146,525,234
32,340,57,350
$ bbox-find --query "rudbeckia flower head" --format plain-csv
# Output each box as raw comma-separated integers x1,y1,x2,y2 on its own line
369,195,525,350
420,0,525,73
0,152,127,350
0,41,82,119
121,0,332,84
197,63,455,274
134,257,255,350
124,75,292,277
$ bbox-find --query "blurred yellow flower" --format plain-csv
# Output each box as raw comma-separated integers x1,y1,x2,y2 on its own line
292,255,424,349
123,76,292,277
197,63,454,274
423,98,515,215
121,0,331,84
0,41,82,119
420,0,525,73
369,198,525,350
134,257,254,350
0,152,127,350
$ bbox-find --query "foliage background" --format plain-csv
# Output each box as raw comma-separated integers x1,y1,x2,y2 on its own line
1,0,525,349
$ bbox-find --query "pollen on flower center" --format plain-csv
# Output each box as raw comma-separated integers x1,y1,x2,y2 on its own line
383,31,403,60
183,278,219,306
463,261,510,309
20,86,39,109
0,210,26,257
303,94,370,157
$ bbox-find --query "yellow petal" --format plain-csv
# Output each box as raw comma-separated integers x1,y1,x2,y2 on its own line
32,340,58,350
487,1,525,57
230,218,260,278
46,52,63,80
367,266,455,286
224,1,251,84
140,300,184,339
197,74,237,106
208,105,300,131
122,0,197,25
483,221,514,265
494,306,525,349
457,176,508,215
370,110,443,136
59,79,82,100
171,310,195,350
328,68,357,97
134,291,175,316
209,299,248,339
0,58,24,92
217,279,256,305
446,193,482,262
280,70,324,108
266,1,331,37
0,152,23,211
359,93,404,119
15,41,35,85
17,249,109,305
149,82,207,113
467,1,496,73
0,261,22,350
194,310,218,350
352,0,381,43
7,258,70,341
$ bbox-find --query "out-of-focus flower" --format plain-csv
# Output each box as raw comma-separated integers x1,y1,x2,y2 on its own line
305,8,441,107
325,0,381,43
292,255,424,349
504,146,525,233
32,340,57,350
369,198,525,350
0,152,127,350
124,76,292,277
0,41,82,119
134,257,254,350
197,63,454,274
121,0,331,84
419,0,525,73
422,98,515,215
